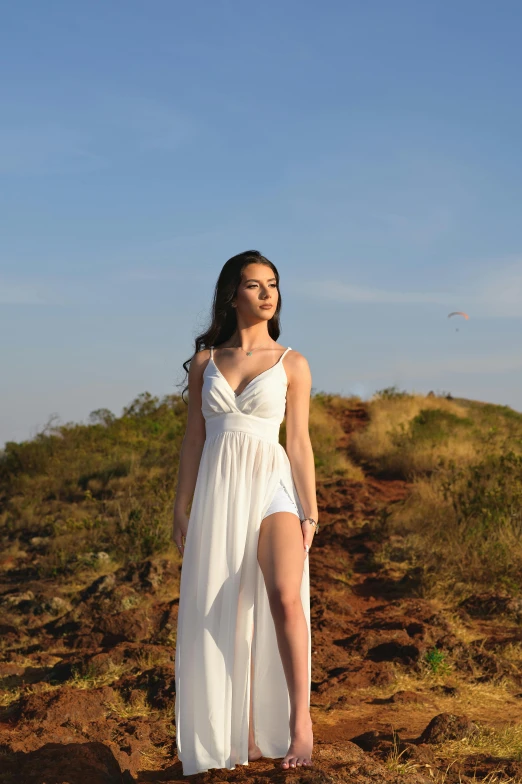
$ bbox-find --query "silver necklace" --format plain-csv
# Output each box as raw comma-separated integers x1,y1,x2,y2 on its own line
230,344,271,357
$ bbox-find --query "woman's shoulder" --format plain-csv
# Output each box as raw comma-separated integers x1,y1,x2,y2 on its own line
287,347,308,365
189,345,212,376
285,348,311,384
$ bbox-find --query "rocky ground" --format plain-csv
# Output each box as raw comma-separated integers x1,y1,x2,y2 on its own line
1,403,522,783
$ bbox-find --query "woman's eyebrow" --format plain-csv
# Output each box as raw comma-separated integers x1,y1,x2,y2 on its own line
244,277,277,283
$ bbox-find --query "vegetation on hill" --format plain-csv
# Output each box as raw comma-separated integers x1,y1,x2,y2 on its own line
0,391,356,580
1,387,521,600
346,386,522,599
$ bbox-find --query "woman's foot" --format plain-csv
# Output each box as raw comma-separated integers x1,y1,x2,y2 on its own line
248,742,263,761
281,716,313,768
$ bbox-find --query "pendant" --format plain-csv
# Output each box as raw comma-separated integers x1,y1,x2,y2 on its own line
246,351,252,356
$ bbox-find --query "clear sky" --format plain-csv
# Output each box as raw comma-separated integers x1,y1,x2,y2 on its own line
2,1,522,447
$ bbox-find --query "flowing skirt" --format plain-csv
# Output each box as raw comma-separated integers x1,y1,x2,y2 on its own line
174,428,311,775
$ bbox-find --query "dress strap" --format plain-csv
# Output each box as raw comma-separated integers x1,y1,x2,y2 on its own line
281,346,292,360
210,346,214,359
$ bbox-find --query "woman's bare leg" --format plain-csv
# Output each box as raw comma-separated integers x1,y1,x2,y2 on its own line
248,622,262,760
257,510,313,768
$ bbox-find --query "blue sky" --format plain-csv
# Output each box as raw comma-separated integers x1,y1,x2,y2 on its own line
2,1,522,446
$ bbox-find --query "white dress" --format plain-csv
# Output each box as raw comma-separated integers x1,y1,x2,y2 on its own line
174,346,311,775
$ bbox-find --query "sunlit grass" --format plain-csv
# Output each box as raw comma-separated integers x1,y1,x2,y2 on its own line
138,742,173,770
356,664,520,717
104,689,153,719
69,659,129,689
441,722,522,761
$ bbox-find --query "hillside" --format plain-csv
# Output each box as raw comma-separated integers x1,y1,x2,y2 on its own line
1,389,521,783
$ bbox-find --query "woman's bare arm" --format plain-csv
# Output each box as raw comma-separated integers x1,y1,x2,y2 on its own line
172,349,208,551
284,351,318,547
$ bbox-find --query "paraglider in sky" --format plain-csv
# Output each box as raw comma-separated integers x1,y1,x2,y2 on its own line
448,311,469,332
448,311,469,320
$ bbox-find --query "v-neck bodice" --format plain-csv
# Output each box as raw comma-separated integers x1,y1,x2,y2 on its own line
201,346,292,442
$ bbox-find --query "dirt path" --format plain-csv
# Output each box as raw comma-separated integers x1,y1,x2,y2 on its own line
1,402,521,783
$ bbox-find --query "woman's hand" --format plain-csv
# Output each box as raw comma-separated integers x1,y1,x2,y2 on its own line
301,519,317,557
172,509,189,557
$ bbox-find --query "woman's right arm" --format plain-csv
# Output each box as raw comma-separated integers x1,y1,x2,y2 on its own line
172,349,209,556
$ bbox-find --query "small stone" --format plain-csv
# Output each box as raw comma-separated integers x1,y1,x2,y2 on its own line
418,713,479,744
2,590,35,607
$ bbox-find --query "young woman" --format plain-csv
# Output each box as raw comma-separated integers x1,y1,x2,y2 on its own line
172,250,319,775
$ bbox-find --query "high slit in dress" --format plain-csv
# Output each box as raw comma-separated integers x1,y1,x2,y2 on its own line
174,346,311,775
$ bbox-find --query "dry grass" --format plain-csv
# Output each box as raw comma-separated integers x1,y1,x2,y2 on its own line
349,393,474,477
70,659,130,689
134,647,173,672
344,390,522,598
379,464,522,599
138,742,173,771
309,400,365,482
104,689,153,719
503,643,522,664
441,722,522,761
0,680,63,710
0,687,22,709
357,664,521,722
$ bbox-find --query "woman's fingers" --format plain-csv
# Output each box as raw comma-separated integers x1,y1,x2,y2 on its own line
173,528,185,557
301,521,315,554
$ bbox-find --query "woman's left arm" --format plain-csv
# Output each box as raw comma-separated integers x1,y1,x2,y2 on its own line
284,351,318,551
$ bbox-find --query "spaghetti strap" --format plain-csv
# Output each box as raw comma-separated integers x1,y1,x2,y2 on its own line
280,346,292,360
210,345,214,359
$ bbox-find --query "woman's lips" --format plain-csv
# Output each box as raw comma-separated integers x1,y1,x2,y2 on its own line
260,305,273,309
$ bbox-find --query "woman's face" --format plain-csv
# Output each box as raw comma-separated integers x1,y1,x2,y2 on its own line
233,263,279,321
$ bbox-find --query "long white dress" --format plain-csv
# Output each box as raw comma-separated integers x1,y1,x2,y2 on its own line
174,346,311,775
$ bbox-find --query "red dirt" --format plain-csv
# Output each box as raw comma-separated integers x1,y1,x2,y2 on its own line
1,402,521,783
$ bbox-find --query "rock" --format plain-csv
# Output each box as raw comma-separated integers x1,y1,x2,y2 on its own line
458,592,522,621
30,536,50,547
80,573,117,599
0,741,131,784
315,659,395,693
82,551,111,566
1,591,35,612
312,739,434,782
16,685,116,727
335,629,425,663
367,638,423,664
115,664,175,709
399,742,437,766
418,713,480,744
42,596,72,616
121,558,178,592
350,729,400,752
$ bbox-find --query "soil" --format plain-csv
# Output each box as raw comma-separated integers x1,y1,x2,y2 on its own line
1,401,521,783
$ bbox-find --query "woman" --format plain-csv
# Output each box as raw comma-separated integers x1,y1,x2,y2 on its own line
172,250,318,775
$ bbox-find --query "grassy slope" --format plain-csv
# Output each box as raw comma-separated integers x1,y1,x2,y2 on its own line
1,388,521,599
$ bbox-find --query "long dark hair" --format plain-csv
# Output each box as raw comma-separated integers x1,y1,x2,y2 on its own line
179,250,282,403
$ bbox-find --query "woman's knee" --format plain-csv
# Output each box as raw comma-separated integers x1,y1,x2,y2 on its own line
268,588,302,619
